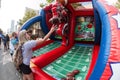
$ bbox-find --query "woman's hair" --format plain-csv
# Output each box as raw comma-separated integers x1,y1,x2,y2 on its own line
18,30,29,45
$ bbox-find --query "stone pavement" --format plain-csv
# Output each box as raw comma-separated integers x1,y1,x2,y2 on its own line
0,43,22,80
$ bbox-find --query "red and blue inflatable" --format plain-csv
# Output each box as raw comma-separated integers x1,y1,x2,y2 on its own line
20,0,120,80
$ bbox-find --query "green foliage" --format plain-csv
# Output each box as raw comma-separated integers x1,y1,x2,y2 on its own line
116,0,120,9
40,3,46,8
18,9,36,26
39,0,54,8
46,0,54,3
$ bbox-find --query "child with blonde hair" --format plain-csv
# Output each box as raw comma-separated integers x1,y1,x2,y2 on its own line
18,27,55,80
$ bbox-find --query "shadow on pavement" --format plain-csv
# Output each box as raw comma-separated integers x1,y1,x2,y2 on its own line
0,46,22,80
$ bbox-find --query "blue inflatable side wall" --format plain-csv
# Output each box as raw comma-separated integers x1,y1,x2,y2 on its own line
40,9,55,39
40,9,49,34
89,0,111,79
21,16,42,30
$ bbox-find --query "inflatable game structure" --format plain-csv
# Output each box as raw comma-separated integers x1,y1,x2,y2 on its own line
20,0,120,80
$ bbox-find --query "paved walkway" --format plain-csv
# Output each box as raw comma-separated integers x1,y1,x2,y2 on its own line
0,42,22,80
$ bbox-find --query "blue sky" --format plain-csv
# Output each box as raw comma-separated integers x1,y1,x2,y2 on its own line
0,0,46,33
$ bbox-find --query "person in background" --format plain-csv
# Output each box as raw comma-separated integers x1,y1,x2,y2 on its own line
0,37,1,50
9,32,18,56
31,34,38,40
2,35,7,52
0,37,1,49
6,34,10,49
18,27,55,80
9,38,15,56
27,30,33,40
11,32,19,50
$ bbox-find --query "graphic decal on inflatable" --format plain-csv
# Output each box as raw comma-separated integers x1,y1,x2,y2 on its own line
110,62,120,80
104,0,118,5
112,13,120,29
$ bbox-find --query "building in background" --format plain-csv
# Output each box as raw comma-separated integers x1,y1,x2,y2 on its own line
6,7,45,38
10,20,15,33
0,0,1,8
